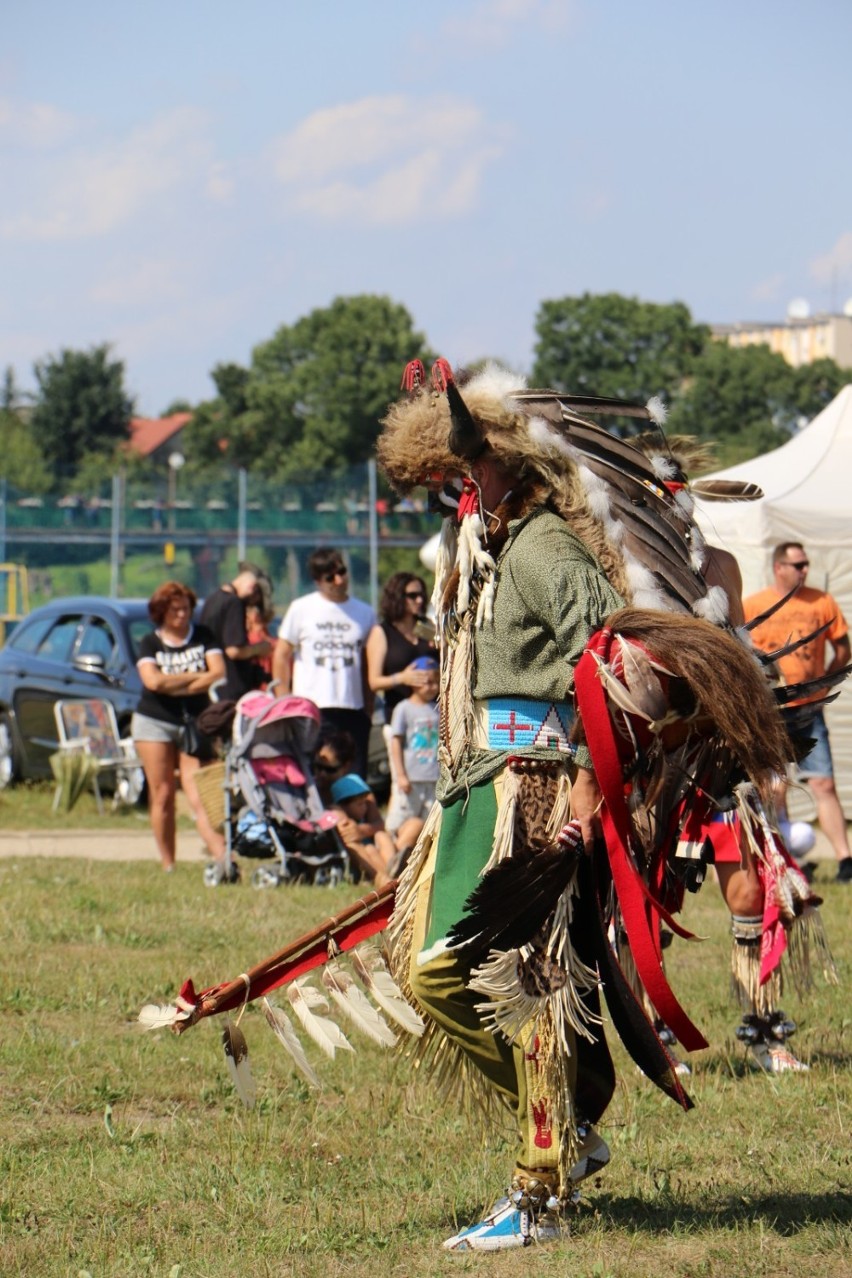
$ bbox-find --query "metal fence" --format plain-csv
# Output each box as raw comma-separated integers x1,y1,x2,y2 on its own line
0,462,436,611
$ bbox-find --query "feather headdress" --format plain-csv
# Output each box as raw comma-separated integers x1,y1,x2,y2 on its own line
378,362,720,618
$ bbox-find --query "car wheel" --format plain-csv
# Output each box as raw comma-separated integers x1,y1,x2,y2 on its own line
0,713,20,788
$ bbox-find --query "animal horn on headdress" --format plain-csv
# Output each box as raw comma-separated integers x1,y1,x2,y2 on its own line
432,358,487,461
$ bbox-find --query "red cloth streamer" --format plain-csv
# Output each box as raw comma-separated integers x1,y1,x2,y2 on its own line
574,630,708,1052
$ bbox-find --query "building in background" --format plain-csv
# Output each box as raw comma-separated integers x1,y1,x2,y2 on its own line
712,301,852,369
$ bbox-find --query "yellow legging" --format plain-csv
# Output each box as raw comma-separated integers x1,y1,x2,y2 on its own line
407,799,576,1175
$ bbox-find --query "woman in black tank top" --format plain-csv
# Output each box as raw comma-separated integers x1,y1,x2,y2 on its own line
366,571,436,718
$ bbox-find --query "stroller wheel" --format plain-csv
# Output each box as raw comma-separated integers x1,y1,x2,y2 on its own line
251,864,288,890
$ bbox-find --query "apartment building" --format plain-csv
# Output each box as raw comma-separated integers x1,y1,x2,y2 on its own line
712,307,852,369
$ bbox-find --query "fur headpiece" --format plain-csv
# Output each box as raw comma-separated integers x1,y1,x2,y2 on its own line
378,360,716,617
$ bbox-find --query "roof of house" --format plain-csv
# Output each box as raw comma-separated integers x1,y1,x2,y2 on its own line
127,411,192,457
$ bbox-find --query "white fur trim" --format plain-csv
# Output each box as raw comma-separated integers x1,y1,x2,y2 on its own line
527,417,563,453
646,395,667,426
693,584,730,625
673,488,694,521
649,452,677,481
465,361,527,406
623,554,676,611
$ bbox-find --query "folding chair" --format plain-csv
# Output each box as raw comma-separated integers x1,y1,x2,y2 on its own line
52,698,143,814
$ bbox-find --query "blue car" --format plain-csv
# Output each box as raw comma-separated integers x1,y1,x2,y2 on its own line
0,596,152,787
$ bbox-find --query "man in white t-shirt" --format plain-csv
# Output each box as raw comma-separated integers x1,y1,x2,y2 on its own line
272,547,376,776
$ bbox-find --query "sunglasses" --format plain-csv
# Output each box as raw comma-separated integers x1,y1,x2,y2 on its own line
405,590,426,599
314,761,341,773
322,568,348,582
784,560,809,570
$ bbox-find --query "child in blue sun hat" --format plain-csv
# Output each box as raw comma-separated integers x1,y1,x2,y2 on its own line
329,773,396,886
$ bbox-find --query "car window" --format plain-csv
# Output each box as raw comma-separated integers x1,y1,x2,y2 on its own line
128,618,153,661
5,614,55,654
36,616,84,663
77,618,119,668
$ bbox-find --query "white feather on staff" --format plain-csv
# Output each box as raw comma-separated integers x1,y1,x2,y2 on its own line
137,1003,191,1031
321,964,397,1048
351,947,426,1037
222,1020,256,1109
262,998,321,1088
287,980,353,1060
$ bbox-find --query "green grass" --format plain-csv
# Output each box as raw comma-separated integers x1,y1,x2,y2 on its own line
0,780,194,831
0,857,849,1278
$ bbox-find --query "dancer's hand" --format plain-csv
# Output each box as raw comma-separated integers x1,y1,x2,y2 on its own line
570,766,603,851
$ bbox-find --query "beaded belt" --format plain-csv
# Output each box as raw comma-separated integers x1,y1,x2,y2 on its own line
472,696,577,757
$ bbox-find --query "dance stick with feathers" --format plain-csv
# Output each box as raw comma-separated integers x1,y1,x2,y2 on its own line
139,881,398,1034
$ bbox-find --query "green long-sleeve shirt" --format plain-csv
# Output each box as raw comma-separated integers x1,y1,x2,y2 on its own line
437,506,624,803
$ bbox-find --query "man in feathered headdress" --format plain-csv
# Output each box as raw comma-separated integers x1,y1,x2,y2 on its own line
377,360,819,1250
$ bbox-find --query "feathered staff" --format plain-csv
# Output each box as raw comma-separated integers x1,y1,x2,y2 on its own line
139,882,398,1035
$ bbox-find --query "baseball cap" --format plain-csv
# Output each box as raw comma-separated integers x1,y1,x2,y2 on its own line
412,656,438,671
330,773,372,803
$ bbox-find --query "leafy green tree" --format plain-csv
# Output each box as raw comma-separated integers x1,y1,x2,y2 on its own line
791,357,848,422
531,293,709,402
666,341,795,468
160,398,194,416
184,296,433,480
0,407,52,492
29,345,134,485
1,365,23,411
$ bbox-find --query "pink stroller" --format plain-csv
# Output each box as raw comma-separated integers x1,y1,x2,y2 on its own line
223,691,347,888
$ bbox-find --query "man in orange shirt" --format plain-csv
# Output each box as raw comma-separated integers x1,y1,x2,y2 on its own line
743,542,852,883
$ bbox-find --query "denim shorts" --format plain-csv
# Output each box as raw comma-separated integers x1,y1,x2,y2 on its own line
131,712,183,747
796,709,834,779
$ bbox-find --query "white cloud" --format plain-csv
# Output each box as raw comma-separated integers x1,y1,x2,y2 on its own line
750,272,785,303
437,0,577,51
0,106,222,242
0,96,78,147
809,232,852,287
89,256,189,308
269,95,505,225
205,162,234,203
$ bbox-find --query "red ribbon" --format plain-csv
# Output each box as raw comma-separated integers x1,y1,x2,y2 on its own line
574,630,708,1052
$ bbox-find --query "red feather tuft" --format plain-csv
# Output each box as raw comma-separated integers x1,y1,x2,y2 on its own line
431,358,454,391
400,359,426,392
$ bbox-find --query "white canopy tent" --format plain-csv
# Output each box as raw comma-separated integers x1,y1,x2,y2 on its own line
694,384,852,813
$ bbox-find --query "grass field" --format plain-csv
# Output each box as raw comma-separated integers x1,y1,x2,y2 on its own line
0,854,849,1278
0,781,192,832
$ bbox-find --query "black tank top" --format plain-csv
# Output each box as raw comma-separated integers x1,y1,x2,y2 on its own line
382,621,434,718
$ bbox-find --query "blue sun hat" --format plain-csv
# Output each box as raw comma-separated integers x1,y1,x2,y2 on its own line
330,773,372,803
412,656,439,671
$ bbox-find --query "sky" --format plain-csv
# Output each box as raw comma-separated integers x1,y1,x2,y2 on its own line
2,0,851,417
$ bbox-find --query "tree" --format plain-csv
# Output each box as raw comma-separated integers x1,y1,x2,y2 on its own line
531,293,709,403
30,345,134,485
184,296,433,480
791,357,848,422
0,407,52,492
1,366,22,411
666,341,795,468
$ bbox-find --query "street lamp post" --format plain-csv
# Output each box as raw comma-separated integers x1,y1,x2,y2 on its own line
167,451,185,533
